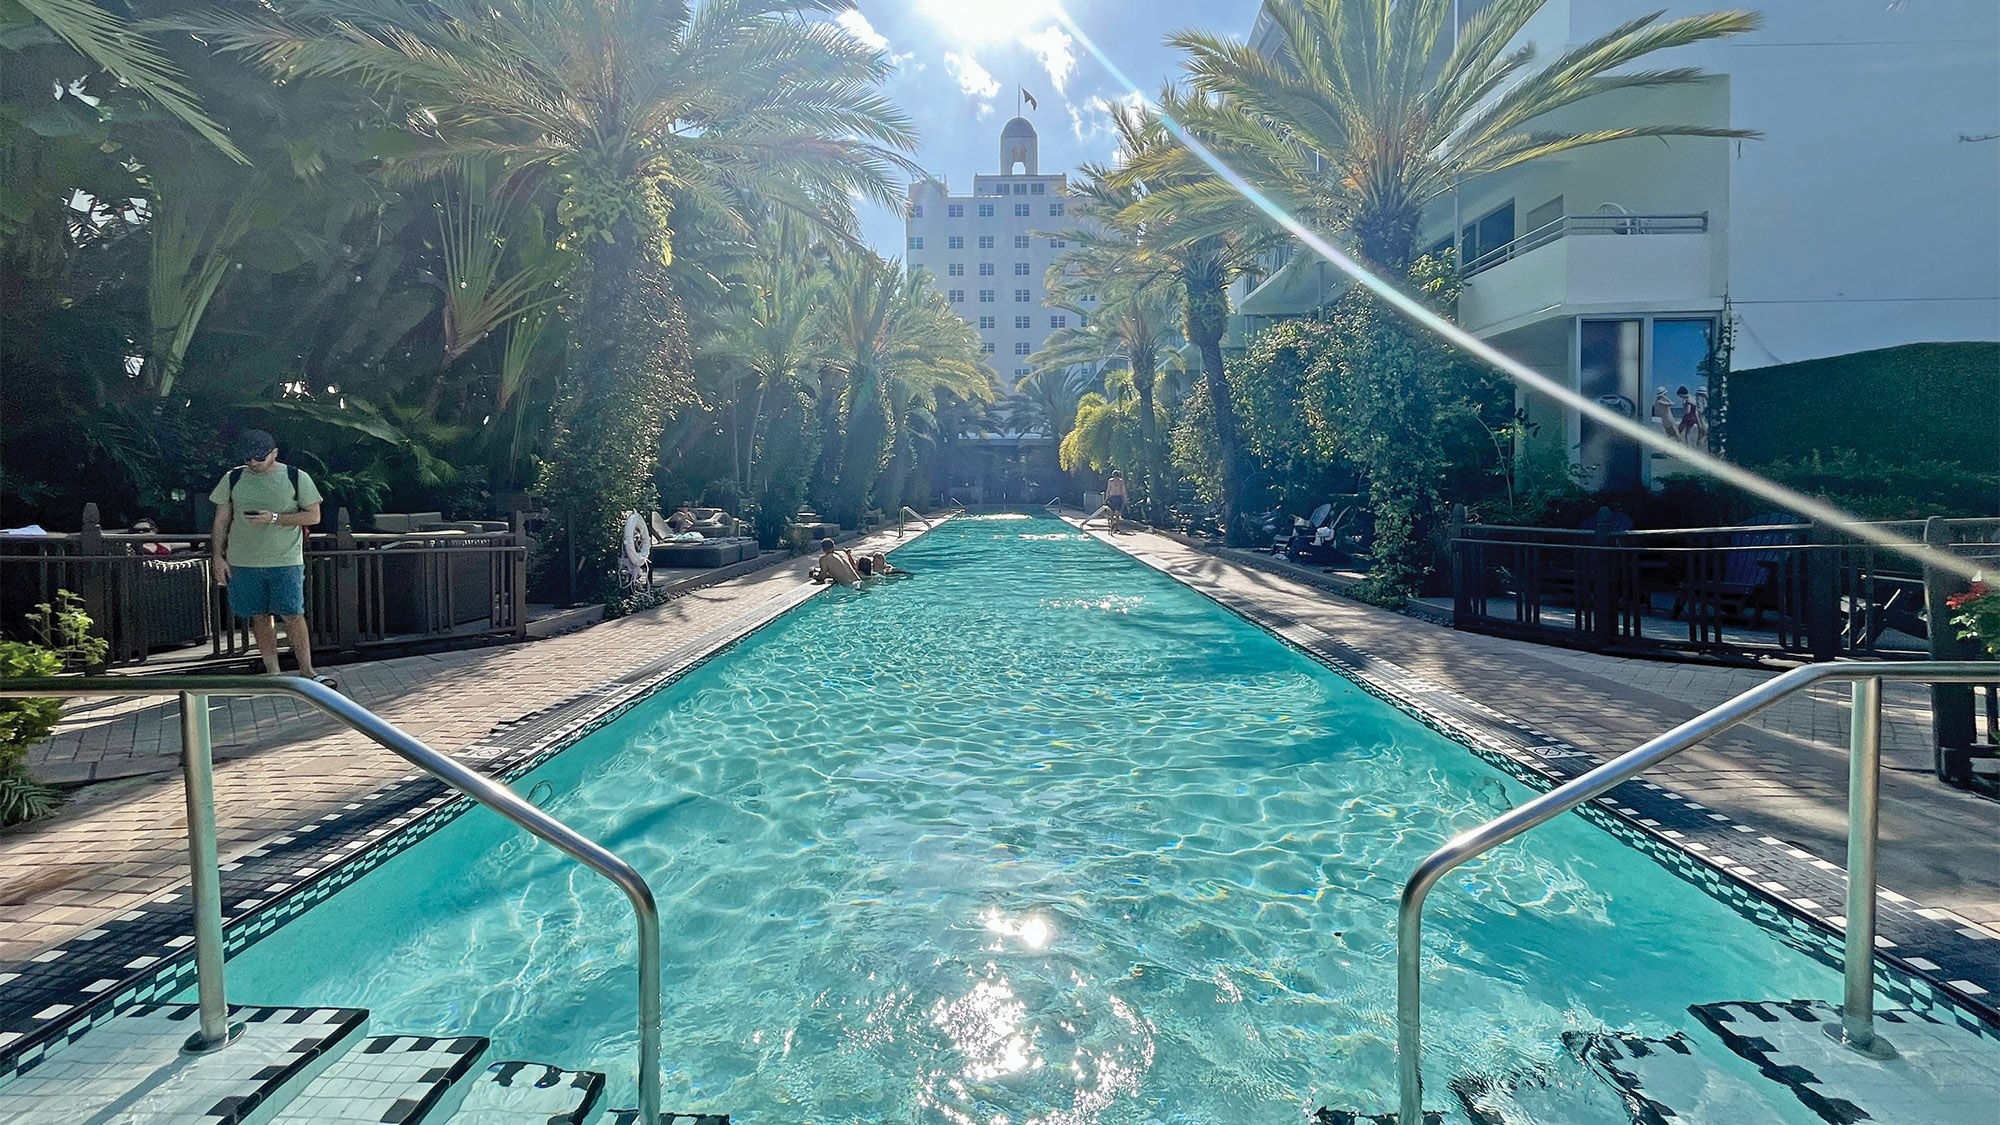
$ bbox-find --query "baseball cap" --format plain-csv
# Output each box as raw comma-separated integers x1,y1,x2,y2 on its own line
239,429,276,461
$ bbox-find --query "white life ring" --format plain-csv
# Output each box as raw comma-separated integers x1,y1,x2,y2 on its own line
620,511,652,574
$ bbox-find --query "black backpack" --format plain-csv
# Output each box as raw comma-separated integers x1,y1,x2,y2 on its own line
227,464,301,508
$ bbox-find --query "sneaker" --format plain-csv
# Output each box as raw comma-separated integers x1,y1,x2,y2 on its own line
310,674,341,694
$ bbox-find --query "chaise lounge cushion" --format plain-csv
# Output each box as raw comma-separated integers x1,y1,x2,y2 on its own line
650,536,758,569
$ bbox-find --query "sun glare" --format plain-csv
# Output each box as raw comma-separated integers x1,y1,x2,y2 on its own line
917,0,1067,44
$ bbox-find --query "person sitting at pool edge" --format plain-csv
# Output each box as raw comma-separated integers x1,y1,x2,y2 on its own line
811,538,862,587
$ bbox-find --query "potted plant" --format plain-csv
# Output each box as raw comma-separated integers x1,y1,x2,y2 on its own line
1947,582,2000,658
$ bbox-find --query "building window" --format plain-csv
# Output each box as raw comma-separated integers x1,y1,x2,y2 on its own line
1032,182,1046,195
978,235,995,249
1015,367,1030,377
979,262,995,276
979,289,995,303
907,236,922,250
1015,288,1031,302
947,235,964,249
1050,315,1067,329
947,203,964,218
1014,183,1027,195
911,204,923,219
1014,315,1031,329
981,342,996,354
947,263,964,276
1048,238,1065,248
1460,200,1515,267
1013,262,1031,276
1013,234,1031,249
979,316,995,329
978,203,995,218
1014,203,1031,217
948,289,964,303
1015,341,1032,356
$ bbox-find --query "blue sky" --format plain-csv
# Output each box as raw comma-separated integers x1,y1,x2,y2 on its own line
842,0,1263,257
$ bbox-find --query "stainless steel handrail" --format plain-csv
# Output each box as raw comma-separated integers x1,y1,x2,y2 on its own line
1396,660,1998,1124
0,675,663,1124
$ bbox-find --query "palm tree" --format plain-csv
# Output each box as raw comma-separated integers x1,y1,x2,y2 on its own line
713,213,834,495
9,0,243,160
1098,96,1268,538
1033,240,1182,521
208,0,916,575
1146,0,1759,274
823,252,993,525
1013,366,1098,448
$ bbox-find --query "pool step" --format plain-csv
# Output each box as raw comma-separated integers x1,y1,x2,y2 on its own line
1688,999,2000,1123
443,1060,607,1125
1566,1028,1780,1123
0,1003,368,1125
269,1034,489,1124
1451,1062,1637,1125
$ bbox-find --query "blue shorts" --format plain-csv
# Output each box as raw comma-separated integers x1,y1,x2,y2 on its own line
227,564,305,618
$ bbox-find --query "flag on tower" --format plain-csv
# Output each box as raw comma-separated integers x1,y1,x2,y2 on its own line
1021,87,1039,112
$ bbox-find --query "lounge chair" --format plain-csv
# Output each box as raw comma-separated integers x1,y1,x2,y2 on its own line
1675,513,1800,625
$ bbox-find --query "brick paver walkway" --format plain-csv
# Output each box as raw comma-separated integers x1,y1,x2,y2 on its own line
1103,528,2000,938
0,538,905,963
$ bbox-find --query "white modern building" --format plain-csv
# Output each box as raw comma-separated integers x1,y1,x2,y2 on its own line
906,117,1075,432
1237,0,2000,490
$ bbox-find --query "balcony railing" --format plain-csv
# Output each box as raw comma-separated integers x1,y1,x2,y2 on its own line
1461,212,1709,278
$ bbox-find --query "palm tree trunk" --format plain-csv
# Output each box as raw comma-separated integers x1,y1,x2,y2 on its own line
1130,356,1166,525
538,213,686,586
1181,253,1248,540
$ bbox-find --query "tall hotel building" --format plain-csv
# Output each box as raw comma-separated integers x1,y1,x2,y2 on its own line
905,116,1073,433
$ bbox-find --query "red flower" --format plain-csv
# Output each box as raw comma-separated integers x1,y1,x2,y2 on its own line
1946,582,1992,610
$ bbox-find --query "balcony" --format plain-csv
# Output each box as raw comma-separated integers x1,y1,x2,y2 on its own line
1459,213,1716,335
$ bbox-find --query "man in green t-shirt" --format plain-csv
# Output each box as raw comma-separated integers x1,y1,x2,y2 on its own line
208,429,331,684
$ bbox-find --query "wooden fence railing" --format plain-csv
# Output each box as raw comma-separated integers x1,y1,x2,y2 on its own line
0,505,528,667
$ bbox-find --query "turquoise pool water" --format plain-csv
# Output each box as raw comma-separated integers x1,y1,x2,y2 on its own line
221,515,1839,1121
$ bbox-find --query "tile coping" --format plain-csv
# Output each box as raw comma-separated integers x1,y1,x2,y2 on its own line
1,514,1993,1092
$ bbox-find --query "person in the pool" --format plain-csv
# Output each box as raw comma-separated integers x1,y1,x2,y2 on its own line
811,539,862,587
856,551,906,579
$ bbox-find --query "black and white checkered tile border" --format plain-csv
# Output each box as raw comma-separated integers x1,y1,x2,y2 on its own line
0,539,861,1087
1107,539,2000,1041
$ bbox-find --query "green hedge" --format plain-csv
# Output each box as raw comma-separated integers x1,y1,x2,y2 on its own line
1726,342,1998,472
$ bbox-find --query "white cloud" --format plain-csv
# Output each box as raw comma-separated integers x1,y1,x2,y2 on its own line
1071,91,1144,143
1020,26,1076,95
834,9,889,52
944,52,1002,99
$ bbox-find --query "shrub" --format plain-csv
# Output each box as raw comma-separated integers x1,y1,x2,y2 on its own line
1727,342,1998,474
1758,450,1998,520
0,640,65,828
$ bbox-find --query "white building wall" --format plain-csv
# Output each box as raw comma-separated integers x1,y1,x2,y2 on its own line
1454,0,2000,368
905,120,1072,425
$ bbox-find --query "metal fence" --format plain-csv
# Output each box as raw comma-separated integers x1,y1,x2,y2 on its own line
0,504,528,666
1449,513,2000,780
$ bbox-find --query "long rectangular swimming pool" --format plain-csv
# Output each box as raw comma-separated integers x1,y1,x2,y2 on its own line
217,514,1847,1121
